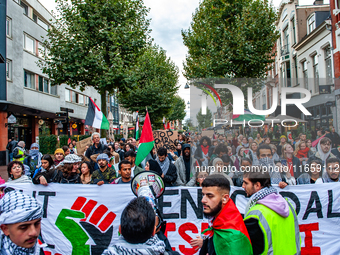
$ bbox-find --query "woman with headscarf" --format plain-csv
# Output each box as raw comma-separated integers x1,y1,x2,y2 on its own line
209,157,234,186
23,143,43,177
247,142,259,166
57,154,82,184
194,136,212,167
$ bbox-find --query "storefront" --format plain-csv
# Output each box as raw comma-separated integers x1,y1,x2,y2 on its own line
306,103,334,132
7,116,32,149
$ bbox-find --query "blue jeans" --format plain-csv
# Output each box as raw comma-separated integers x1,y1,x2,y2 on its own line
9,153,13,162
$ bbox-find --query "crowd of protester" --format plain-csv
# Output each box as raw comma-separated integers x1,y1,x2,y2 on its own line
4,127,340,189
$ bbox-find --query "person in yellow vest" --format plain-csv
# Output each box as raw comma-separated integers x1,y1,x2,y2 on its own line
12,141,26,163
242,166,301,255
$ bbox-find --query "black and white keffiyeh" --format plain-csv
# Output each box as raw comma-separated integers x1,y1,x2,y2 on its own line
0,190,42,225
0,235,38,255
156,157,170,175
245,186,277,214
102,235,166,255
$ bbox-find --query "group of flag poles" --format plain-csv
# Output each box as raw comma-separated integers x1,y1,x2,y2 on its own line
85,97,154,166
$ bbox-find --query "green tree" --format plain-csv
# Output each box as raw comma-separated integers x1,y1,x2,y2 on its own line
184,118,195,131
117,44,179,129
196,108,213,130
168,95,186,122
39,0,151,137
182,0,279,107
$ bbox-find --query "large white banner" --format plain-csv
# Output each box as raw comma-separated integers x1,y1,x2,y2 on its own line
7,183,340,255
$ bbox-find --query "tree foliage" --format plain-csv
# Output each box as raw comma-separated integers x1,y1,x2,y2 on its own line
117,44,179,128
196,108,213,129
182,0,279,107
168,95,186,122
39,0,151,134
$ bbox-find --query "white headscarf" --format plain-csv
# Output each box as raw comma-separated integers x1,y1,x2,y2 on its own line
317,139,332,163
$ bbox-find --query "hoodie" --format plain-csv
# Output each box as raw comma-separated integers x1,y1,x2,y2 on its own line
257,193,290,218
244,192,291,255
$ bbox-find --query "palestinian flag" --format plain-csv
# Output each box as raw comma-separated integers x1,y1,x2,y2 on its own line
135,111,140,140
202,199,252,255
233,109,265,122
85,97,109,130
135,112,154,166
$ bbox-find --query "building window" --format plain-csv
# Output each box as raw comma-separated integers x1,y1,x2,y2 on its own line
50,85,58,96
262,91,266,110
71,91,76,103
313,55,319,94
65,89,71,102
20,1,29,16
24,70,35,89
6,60,12,81
79,94,84,105
37,17,49,30
38,42,46,58
292,17,296,44
325,46,333,85
85,96,89,106
24,34,35,54
302,61,308,89
307,14,315,34
6,17,12,38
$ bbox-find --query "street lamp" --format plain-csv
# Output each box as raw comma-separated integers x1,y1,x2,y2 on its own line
184,83,189,89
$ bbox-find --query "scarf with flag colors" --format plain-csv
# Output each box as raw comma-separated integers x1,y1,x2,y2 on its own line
135,112,155,166
202,199,252,255
232,109,265,122
84,97,109,130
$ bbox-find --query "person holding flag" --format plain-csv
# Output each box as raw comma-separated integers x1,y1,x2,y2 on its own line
195,175,252,255
135,111,155,168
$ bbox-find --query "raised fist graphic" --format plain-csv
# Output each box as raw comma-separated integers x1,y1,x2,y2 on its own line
55,197,116,255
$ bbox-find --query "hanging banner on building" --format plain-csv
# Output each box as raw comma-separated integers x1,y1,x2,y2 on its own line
153,130,178,151
6,183,340,255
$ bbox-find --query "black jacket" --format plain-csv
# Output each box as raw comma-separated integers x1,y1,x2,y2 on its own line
199,237,215,255
85,143,108,159
6,140,17,153
33,167,63,184
244,218,265,255
148,159,177,187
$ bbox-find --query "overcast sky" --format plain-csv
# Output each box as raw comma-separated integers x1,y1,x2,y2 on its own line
39,0,323,120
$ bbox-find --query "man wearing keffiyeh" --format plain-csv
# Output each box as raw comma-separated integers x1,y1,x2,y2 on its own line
198,175,252,255
0,190,44,255
242,167,301,255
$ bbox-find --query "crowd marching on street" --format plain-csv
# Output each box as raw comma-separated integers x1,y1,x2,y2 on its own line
1,127,340,254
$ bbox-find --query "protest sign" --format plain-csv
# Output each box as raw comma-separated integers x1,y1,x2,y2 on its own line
7,183,340,255
153,130,178,151
201,130,214,138
76,137,92,155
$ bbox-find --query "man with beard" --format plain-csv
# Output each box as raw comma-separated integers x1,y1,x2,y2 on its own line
0,190,44,254
198,175,252,255
323,157,340,182
91,153,116,185
242,167,301,255
174,144,196,186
